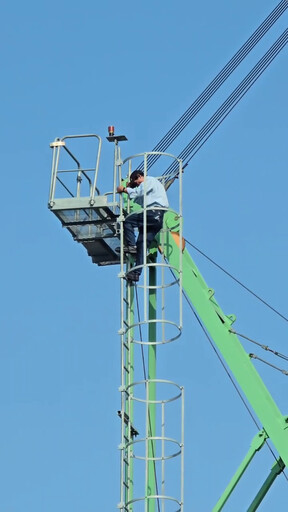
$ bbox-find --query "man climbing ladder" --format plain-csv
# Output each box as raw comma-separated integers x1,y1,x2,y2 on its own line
117,170,169,282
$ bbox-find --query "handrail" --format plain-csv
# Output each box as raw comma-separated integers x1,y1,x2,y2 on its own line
49,134,102,203
62,141,92,197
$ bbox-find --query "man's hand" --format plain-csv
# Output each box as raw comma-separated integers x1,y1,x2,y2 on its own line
117,179,138,193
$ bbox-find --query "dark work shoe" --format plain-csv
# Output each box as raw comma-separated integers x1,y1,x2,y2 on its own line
115,245,137,255
125,270,140,283
123,245,137,255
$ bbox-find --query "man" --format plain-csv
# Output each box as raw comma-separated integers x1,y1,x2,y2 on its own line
117,170,169,282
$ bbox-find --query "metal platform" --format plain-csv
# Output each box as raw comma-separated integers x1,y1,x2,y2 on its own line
48,134,122,266
49,197,121,265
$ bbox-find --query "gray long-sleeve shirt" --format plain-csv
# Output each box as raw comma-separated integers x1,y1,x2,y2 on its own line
126,176,169,208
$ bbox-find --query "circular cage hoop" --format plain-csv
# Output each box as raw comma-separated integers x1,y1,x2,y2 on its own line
126,318,182,345
126,436,182,461
129,263,181,291
123,206,181,249
124,207,170,220
126,494,182,510
121,150,182,170
126,379,183,404
163,218,182,232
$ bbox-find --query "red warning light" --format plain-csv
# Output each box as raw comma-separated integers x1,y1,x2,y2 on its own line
108,125,115,137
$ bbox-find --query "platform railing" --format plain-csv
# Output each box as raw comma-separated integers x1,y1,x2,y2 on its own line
49,134,102,207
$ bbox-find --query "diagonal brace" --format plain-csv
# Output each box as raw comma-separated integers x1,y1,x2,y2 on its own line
212,430,268,512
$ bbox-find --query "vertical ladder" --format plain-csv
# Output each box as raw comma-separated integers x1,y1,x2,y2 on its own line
117,152,184,512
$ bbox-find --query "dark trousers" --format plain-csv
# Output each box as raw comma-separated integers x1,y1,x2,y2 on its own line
124,210,164,274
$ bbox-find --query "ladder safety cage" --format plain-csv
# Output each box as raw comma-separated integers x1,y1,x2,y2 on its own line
117,151,184,512
118,151,183,344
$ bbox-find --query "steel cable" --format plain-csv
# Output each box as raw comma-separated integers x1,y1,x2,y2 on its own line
167,263,288,481
163,29,288,180
249,353,288,375
185,242,288,371
185,239,288,323
186,290,288,481
137,0,288,172
233,331,288,361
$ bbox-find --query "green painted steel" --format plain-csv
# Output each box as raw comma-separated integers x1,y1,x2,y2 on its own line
50,134,288,509
212,430,268,512
126,285,135,510
158,213,288,508
247,458,285,511
162,226,288,465
147,263,157,512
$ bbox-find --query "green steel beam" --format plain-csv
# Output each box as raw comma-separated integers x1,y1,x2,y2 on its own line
126,285,135,509
212,430,268,512
247,458,285,511
159,215,288,468
147,263,157,512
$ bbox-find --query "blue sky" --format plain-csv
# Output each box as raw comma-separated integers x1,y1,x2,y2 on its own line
1,0,288,510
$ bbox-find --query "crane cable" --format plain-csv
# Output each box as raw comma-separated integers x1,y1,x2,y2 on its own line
167,264,288,481
185,240,288,371
163,29,288,182
129,256,288,486
137,0,288,173
185,239,288,323
233,331,288,362
249,353,288,376
180,285,261,429
182,286,288,482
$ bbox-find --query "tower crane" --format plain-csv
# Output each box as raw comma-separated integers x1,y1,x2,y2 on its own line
48,2,288,510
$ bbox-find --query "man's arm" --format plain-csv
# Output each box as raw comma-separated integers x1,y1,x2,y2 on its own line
129,181,154,200
117,180,138,195
117,185,128,194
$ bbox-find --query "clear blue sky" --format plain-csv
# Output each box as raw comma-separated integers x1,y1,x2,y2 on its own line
1,1,287,510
